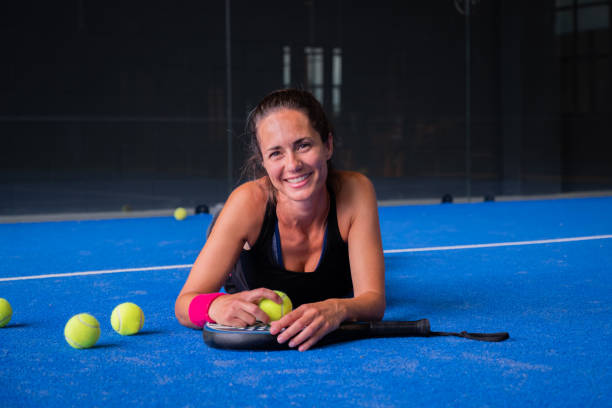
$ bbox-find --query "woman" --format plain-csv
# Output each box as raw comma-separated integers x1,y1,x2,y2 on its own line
175,89,385,351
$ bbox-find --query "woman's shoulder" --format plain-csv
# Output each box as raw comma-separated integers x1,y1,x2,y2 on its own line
221,178,270,244
331,170,376,199
226,178,270,211
331,171,377,236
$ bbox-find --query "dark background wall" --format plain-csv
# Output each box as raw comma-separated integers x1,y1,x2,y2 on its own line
1,0,610,214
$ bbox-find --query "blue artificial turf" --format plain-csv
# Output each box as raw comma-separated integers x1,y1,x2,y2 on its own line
1,197,611,407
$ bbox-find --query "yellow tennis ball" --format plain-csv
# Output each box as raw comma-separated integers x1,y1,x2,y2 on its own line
111,302,144,335
258,290,292,321
121,204,132,212
174,207,187,221
0,298,12,328
64,313,101,349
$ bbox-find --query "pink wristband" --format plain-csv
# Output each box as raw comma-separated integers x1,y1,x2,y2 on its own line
188,293,227,327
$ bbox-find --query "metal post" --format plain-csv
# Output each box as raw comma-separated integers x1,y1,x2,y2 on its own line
465,0,472,202
225,0,233,194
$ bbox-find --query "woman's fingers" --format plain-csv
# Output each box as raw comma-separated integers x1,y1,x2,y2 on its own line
295,322,330,351
273,313,327,350
243,287,282,304
275,315,307,343
276,315,331,351
212,291,273,326
228,302,262,326
210,287,291,327
271,300,343,350
288,317,328,351
269,306,304,335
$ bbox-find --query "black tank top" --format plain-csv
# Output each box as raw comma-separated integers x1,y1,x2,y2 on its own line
226,190,353,307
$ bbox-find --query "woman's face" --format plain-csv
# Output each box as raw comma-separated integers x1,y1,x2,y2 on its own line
257,108,332,203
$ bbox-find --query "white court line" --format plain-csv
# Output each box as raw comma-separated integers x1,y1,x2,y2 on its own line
383,234,612,253
0,264,192,282
1,234,611,282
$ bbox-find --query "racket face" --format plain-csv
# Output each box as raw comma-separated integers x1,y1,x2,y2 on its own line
203,323,288,350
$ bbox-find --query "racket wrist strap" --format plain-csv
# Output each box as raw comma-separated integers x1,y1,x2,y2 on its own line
189,293,227,327
432,330,510,342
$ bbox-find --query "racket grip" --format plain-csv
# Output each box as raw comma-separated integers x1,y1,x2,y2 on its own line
366,319,432,337
329,319,432,343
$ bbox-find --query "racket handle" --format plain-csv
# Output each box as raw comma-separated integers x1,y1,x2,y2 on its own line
319,319,432,345
367,319,432,336
340,319,432,337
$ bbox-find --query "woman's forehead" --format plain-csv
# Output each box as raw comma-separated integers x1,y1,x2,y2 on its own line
256,109,318,142
257,108,309,128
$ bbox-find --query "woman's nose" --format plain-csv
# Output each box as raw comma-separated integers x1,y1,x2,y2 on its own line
286,152,303,171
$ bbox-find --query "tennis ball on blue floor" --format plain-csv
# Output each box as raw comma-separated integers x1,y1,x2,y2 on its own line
111,302,144,335
258,290,292,321
64,313,101,349
0,298,12,328
174,207,188,221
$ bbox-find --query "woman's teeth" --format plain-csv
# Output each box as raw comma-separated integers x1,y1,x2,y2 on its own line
287,174,309,183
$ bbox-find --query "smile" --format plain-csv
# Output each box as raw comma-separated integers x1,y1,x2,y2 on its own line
285,173,312,185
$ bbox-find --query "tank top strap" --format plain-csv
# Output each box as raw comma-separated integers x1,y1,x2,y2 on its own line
326,189,342,243
256,199,278,249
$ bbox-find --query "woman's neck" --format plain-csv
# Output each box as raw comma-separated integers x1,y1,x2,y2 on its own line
275,186,330,231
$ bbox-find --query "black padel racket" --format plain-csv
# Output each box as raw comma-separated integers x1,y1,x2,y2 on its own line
203,319,509,350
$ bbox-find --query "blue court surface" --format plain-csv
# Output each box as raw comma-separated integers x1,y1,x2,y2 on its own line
1,197,611,407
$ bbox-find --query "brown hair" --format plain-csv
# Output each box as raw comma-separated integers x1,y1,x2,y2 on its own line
241,89,335,182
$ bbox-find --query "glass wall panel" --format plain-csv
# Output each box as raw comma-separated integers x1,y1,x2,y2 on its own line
1,0,611,216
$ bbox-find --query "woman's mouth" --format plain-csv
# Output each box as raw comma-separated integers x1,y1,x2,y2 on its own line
285,173,312,187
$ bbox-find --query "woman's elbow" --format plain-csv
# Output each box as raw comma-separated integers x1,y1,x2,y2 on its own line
174,295,193,328
360,291,385,321
373,297,386,321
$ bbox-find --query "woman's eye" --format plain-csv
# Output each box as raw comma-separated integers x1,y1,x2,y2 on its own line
297,143,311,151
269,151,280,159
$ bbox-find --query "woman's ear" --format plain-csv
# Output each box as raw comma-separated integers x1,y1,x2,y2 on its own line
325,132,334,160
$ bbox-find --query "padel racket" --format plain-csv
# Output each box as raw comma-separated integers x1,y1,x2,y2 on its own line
203,319,509,350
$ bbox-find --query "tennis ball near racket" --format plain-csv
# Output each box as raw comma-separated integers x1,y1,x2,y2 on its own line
111,302,144,335
0,298,12,328
258,290,292,321
64,313,101,349
174,207,188,221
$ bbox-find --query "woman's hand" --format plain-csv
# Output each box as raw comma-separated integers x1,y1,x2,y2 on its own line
269,299,346,352
208,288,281,327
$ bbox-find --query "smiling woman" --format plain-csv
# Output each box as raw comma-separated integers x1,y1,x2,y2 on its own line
242,88,335,183
257,108,332,205
175,89,386,351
